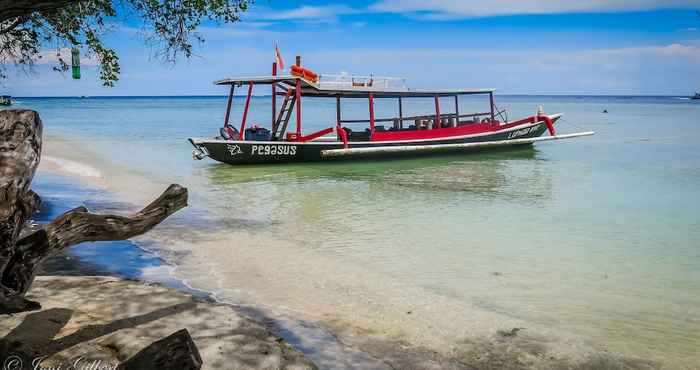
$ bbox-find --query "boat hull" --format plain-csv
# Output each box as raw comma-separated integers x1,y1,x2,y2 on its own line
190,119,552,165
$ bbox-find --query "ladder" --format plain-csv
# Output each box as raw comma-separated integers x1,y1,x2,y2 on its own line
271,92,296,140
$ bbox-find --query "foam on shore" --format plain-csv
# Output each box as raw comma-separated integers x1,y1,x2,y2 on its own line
39,136,170,205
42,155,103,179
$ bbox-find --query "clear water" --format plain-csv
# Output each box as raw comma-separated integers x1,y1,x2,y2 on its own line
9,95,700,367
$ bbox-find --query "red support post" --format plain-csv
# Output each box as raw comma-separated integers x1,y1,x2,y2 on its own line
369,93,376,132
434,95,441,129
272,62,277,127
295,78,302,136
238,81,254,140
542,115,556,136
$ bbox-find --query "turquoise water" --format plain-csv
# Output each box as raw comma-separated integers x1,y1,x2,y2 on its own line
10,95,700,367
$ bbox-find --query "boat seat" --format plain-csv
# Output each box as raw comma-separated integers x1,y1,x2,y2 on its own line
345,128,371,141
219,126,239,140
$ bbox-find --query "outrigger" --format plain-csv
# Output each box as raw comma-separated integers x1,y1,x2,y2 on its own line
189,57,593,165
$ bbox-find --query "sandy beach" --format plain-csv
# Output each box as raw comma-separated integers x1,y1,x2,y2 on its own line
1,276,315,370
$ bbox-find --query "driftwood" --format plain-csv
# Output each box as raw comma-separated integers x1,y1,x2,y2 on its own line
118,329,203,370
0,109,188,312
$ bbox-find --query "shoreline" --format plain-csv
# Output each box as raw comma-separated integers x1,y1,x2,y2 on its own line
34,137,674,370
29,170,396,369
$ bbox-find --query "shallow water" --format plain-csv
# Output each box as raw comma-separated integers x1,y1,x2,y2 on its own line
11,95,700,368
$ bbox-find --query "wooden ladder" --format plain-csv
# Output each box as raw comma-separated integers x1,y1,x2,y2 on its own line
271,93,296,140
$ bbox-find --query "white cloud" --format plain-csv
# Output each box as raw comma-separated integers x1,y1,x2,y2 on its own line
21,47,99,66
301,43,700,94
249,5,359,22
370,0,700,18
7,42,699,96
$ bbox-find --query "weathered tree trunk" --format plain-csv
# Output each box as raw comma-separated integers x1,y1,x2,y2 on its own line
0,109,187,313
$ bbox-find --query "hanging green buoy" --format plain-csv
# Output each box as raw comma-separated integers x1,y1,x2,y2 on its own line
71,47,81,79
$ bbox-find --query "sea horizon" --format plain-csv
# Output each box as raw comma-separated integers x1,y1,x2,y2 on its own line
11,93,698,98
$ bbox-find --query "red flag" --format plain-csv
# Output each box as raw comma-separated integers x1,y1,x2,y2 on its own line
275,42,285,71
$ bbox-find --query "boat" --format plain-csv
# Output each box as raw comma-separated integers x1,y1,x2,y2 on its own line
691,93,700,100
189,58,594,165
0,95,11,106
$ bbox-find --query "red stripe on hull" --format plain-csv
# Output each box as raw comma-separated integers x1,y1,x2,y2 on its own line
370,115,549,142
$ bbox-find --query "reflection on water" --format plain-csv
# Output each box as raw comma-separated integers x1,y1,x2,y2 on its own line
204,146,550,197
198,148,556,258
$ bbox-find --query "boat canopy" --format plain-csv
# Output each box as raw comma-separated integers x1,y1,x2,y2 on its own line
214,75,495,98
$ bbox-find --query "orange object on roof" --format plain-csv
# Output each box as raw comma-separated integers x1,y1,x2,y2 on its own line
290,65,319,83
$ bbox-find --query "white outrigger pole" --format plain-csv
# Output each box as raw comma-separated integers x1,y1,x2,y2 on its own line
321,131,595,158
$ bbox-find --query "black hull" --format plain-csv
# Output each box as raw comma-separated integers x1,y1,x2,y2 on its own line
191,121,549,165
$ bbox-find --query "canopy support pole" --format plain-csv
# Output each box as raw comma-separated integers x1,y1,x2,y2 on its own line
434,95,441,129
294,56,303,137
295,78,302,136
454,95,459,126
398,97,403,129
272,62,277,128
369,93,376,133
336,96,341,126
490,92,495,124
238,81,253,140
223,84,235,127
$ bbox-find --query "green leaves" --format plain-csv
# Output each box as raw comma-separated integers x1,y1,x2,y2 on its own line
0,0,251,86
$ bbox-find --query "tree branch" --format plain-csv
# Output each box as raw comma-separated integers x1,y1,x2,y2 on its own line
0,0,78,23
0,16,27,34
3,184,187,298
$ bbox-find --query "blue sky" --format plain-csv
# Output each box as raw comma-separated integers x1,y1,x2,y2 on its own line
5,0,700,96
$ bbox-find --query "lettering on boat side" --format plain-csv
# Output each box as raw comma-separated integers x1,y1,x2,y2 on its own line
226,144,243,156
251,145,298,156
506,125,539,139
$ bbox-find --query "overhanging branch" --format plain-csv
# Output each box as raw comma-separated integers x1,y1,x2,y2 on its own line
0,0,79,23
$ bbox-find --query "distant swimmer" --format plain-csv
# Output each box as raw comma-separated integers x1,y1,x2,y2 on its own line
602,109,608,113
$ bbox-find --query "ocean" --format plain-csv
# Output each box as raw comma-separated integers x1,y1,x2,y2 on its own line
9,95,700,368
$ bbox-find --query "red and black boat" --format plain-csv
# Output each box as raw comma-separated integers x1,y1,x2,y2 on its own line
189,59,593,165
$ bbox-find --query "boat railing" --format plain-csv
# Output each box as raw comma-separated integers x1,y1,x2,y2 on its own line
494,108,508,124
339,112,492,130
318,74,408,90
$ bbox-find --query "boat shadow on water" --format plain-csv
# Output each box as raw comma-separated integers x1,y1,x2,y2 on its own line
199,145,554,202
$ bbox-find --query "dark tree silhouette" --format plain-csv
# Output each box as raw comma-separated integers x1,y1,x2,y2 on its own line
0,0,251,86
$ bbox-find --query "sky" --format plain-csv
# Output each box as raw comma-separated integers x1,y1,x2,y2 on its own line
4,0,700,96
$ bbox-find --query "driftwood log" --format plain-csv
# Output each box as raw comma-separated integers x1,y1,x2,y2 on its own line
118,329,203,370
0,109,188,313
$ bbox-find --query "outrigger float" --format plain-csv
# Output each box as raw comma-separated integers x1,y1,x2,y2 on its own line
189,58,593,165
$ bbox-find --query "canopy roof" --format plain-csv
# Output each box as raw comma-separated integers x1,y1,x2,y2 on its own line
214,75,495,98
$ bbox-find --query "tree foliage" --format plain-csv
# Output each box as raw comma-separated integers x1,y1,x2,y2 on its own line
0,0,251,86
